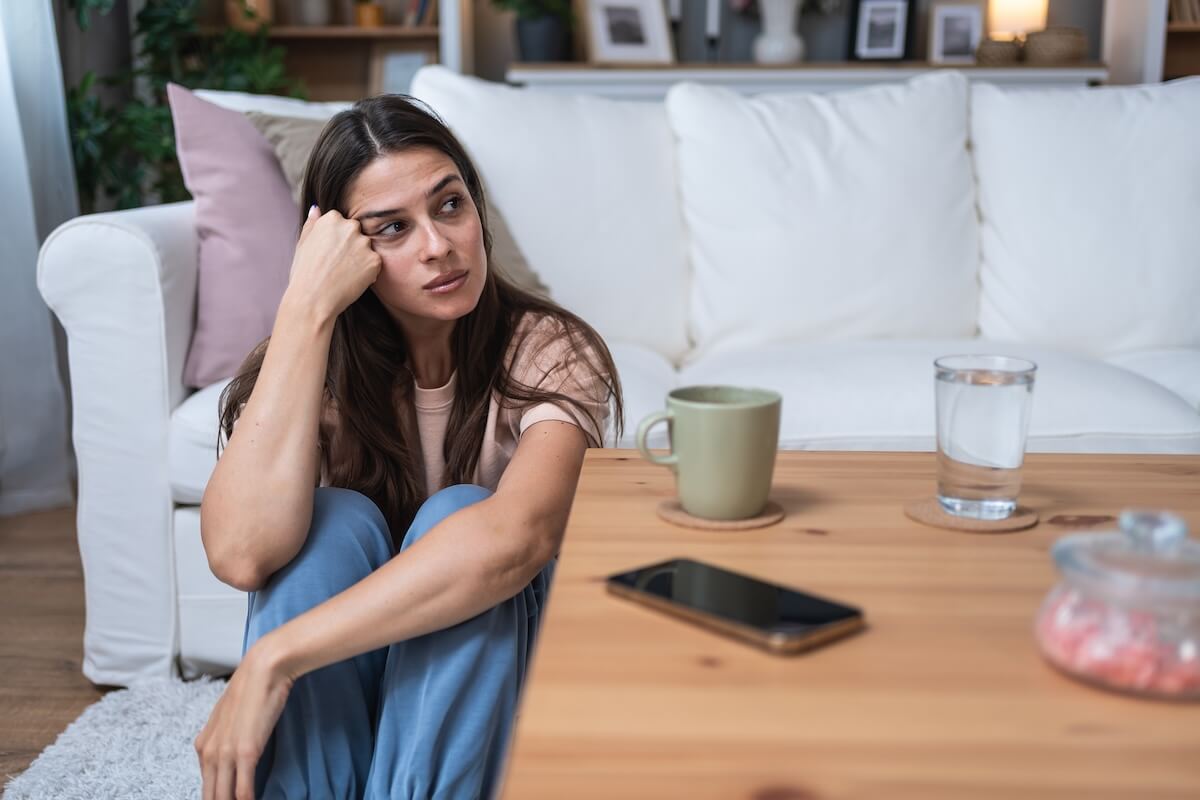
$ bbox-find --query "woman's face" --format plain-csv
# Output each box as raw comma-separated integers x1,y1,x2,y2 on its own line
344,147,487,330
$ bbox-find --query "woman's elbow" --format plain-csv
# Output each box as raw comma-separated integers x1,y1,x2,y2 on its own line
200,513,267,592
207,551,268,593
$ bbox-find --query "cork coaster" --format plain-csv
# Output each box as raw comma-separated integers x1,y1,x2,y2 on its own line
657,500,786,531
904,497,1039,533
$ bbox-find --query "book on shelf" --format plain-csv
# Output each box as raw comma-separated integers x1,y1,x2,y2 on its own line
403,0,429,26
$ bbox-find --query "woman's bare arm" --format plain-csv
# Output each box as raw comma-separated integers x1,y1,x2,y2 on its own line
250,419,588,680
200,209,382,591
199,297,332,592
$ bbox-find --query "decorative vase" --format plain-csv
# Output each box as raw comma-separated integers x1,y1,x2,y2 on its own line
355,2,385,27
753,0,804,64
225,0,273,32
293,0,332,26
515,15,572,62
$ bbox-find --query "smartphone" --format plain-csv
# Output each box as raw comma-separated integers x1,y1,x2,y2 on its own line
606,558,865,655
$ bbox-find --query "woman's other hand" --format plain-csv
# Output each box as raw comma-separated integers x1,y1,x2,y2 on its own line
195,640,294,800
284,205,383,325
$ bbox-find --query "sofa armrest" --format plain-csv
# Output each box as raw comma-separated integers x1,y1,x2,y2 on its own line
37,201,198,686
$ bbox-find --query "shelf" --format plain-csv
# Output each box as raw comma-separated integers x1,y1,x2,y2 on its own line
506,62,1110,99
266,25,438,39
510,60,1107,72
199,25,439,39
1167,23,1200,33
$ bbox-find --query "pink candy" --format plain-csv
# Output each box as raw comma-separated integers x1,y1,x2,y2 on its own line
1036,589,1200,698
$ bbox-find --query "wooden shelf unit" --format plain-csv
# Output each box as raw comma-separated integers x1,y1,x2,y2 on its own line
1165,21,1200,80
214,25,441,39
198,0,474,100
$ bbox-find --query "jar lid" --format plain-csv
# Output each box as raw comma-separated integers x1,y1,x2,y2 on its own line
1052,510,1200,604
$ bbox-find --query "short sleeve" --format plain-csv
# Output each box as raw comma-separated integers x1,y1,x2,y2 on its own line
510,316,612,447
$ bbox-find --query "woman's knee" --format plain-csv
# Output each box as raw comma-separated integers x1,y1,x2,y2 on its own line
402,484,493,551
259,488,393,596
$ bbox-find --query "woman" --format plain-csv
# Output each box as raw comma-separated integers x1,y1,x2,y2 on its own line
194,94,622,800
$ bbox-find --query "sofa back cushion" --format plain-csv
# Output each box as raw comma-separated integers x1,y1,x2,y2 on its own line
972,78,1200,356
410,66,691,363
665,72,978,360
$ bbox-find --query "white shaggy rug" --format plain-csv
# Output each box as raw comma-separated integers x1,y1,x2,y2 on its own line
3,677,226,800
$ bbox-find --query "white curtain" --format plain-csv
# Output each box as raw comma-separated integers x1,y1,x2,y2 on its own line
0,1,76,515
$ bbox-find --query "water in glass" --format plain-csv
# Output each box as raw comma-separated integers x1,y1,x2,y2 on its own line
935,356,1036,520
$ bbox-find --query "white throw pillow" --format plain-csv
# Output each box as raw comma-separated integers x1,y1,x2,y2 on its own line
410,66,691,363
665,72,978,360
972,78,1200,356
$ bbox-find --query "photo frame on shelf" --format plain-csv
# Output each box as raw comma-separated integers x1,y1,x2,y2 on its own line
582,0,675,65
928,1,984,64
848,0,915,61
368,45,433,96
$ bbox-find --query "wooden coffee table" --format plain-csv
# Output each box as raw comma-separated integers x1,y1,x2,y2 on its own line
499,450,1200,800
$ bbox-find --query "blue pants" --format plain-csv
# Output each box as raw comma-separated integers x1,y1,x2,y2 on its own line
242,485,555,799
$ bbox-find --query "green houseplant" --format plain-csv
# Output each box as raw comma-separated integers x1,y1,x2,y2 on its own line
65,0,301,212
491,0,574,62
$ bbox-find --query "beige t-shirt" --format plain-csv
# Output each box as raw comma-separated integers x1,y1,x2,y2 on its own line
318,312,610,497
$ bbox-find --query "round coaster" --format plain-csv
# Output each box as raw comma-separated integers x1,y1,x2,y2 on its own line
904,497,1039,533
656,500,786,531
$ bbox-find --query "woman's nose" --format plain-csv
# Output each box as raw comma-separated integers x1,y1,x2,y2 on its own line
417,220,451,261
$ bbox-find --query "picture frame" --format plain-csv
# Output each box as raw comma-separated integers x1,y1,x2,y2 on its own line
848,0,914,61
368,44,435,96
928,1,984,64
582,0,676,65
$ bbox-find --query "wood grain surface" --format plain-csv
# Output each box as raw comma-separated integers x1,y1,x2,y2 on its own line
499,450,1200,800
0,505,107,781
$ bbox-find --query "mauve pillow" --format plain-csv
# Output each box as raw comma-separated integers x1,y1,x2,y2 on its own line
168,83,298,389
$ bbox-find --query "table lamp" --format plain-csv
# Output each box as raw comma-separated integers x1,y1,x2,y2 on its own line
976,0,1047,64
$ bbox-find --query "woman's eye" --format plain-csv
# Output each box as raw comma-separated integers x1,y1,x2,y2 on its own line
381,221,406,235
441,195,462,213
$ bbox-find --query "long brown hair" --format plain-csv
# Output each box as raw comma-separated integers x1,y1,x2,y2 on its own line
218,94,623,548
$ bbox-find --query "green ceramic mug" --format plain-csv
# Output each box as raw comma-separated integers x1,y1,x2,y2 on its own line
636,385,782,520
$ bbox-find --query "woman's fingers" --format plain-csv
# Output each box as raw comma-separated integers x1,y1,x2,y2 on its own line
199,742,217,800
215,755,237,800
298,204,320,242
235,751,258,800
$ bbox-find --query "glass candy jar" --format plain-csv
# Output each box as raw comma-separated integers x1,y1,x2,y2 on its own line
1035,510,1200,700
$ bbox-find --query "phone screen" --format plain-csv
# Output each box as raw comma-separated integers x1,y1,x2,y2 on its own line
607,558,863,636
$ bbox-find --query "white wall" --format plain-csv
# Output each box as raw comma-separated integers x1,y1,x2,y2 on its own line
0,1,76,515
1104,0,1168,85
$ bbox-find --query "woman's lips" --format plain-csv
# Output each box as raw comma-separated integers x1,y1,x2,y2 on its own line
424,270,468,294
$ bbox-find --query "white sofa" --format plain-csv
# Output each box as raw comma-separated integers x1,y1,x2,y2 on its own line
38,67,1200,687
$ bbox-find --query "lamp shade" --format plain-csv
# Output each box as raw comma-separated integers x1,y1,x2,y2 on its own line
988,0,1048,40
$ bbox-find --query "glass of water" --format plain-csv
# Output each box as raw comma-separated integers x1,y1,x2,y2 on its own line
934,355,1037,520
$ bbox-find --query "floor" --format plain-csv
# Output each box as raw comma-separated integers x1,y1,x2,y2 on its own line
0,504,107,782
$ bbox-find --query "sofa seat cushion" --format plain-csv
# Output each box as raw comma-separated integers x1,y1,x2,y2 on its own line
1104,348,1200,412
680,340,1200,453
170,380,231,504
168,344,678,504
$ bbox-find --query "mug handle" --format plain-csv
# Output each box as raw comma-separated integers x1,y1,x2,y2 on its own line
636,410,678,470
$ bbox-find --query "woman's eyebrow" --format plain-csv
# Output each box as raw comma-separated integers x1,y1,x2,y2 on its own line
355,174,463,221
